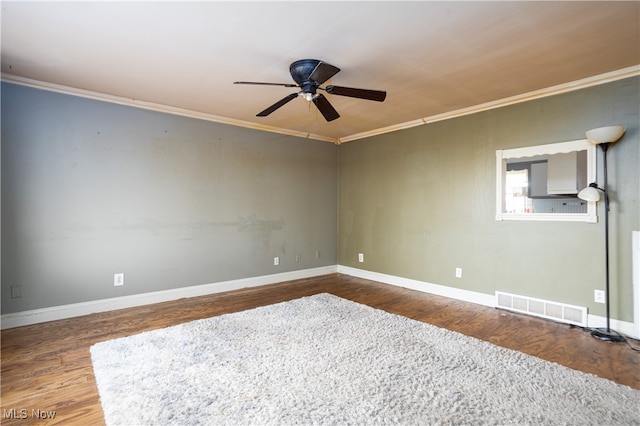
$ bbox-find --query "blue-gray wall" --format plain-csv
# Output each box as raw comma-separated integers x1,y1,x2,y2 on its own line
1,83,338,313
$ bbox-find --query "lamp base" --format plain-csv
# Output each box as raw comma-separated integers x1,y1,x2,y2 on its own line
590,327,626,342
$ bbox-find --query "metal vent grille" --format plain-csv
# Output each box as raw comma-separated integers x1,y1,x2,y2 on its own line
495,291,588,327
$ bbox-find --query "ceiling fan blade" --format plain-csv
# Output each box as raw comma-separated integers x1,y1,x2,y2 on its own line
256,93,299,117
324,85,386,102
234,81,298,88
312,94,340,122
309,62,340,85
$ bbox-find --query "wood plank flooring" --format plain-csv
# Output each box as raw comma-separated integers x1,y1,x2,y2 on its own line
2,273,639,425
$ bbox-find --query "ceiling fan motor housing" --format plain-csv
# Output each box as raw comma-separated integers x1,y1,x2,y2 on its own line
289,59,321,93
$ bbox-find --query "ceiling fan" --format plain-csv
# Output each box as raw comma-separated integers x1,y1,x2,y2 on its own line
234,59,386,122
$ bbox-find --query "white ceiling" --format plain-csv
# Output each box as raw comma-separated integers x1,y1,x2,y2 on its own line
2,1,639,143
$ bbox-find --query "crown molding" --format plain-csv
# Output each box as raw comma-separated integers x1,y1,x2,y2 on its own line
3,65,638,146
0,73,339,144
337,65,640,144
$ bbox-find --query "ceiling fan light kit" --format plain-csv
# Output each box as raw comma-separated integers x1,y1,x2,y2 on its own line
234,59,386,122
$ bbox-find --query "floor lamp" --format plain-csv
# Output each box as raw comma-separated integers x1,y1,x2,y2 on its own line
578,125,626,342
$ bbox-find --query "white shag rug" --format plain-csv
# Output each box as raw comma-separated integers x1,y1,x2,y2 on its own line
91,293,640,426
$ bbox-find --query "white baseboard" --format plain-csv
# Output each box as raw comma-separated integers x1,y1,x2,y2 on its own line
4,264,638,340
0,266,338,329
337,265,496,307
338,265,639,340
586,315,637,340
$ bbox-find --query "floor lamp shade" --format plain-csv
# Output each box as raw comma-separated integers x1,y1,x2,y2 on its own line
577,184,601,202
585,125,625,145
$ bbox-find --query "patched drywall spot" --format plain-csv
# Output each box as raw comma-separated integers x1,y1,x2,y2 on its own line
236,215,284,233
235,215,285,252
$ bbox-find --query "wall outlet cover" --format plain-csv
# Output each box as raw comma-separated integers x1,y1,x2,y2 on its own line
594,289,606,304
114,273,125,287
10,285,22,298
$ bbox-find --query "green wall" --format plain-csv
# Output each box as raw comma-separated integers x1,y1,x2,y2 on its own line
1,83,338,314
339,77,639,322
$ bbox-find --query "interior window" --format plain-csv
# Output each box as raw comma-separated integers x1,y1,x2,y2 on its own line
496,139,596,222
505,168,531,214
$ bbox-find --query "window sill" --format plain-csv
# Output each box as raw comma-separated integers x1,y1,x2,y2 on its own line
495,213,597,223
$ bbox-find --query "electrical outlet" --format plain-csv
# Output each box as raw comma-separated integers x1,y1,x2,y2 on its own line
295,254,301,263
455,267,462,278
114,273,124,287
594,289,605,304
273,256,280,266
315,250,321,259
10,285,22,299
358,253,364,262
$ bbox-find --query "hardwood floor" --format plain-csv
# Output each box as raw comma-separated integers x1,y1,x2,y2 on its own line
2,273,639,425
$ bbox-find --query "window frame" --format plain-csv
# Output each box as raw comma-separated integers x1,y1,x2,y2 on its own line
495,139,597,223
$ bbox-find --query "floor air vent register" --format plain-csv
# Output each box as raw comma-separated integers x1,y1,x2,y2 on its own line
496,291,588,327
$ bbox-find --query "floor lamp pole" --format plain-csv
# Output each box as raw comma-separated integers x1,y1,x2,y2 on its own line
592,142,625,342
602,143,611,332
